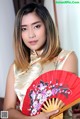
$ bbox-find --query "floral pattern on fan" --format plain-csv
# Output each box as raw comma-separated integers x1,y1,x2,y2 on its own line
29,80,71,115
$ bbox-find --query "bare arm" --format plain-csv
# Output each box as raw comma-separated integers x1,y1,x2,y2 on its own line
62,51,78,75
3,64,30,119
3,64,59,119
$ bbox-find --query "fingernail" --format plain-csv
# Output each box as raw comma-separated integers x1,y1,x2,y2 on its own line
55,110,59,113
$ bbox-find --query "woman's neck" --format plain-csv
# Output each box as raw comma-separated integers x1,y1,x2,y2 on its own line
32,49,44,57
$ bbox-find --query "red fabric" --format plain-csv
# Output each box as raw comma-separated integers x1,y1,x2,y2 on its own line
22,70,80,116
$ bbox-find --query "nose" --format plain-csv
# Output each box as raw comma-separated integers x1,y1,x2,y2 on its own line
28,27,36,38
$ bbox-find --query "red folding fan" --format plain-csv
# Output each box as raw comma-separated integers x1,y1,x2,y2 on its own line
22,70,80,117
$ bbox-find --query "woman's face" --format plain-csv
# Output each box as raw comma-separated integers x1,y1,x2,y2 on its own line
21,12,46,54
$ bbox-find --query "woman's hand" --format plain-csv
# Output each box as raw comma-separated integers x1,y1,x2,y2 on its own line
30,110,59,119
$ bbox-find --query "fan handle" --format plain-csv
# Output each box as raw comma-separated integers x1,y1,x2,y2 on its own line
50,98,80,119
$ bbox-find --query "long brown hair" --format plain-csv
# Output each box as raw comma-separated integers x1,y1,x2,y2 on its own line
13,3,61,71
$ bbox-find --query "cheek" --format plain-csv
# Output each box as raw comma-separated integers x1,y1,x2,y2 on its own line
21,32,26,39
21,33,28,42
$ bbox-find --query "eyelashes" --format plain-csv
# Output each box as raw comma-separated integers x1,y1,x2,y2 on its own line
21,27,27,31
21,24,42,32
34,24,41,29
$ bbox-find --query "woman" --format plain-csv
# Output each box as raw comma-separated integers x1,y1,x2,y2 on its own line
3,2,78,119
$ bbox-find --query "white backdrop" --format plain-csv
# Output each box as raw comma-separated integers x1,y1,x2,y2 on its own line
56,3,80,76
0,0,15,97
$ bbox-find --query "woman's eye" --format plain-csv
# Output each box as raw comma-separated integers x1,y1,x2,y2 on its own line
34,25,41,29
21,27,27,31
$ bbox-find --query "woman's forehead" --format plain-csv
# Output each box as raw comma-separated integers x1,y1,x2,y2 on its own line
21,12,43,25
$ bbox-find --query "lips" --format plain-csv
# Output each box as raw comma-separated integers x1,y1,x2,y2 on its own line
29,40,38,45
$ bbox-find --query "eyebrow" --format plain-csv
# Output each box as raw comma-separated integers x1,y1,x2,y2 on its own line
21,21,42,27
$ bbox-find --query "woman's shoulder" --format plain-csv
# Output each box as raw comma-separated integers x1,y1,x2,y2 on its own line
55,49,78,71
7,63,17,77
58,49,78,74
6,63,15,83
58,49,77,61
59,49,78,62
8,63,14,73
58,49,73,57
